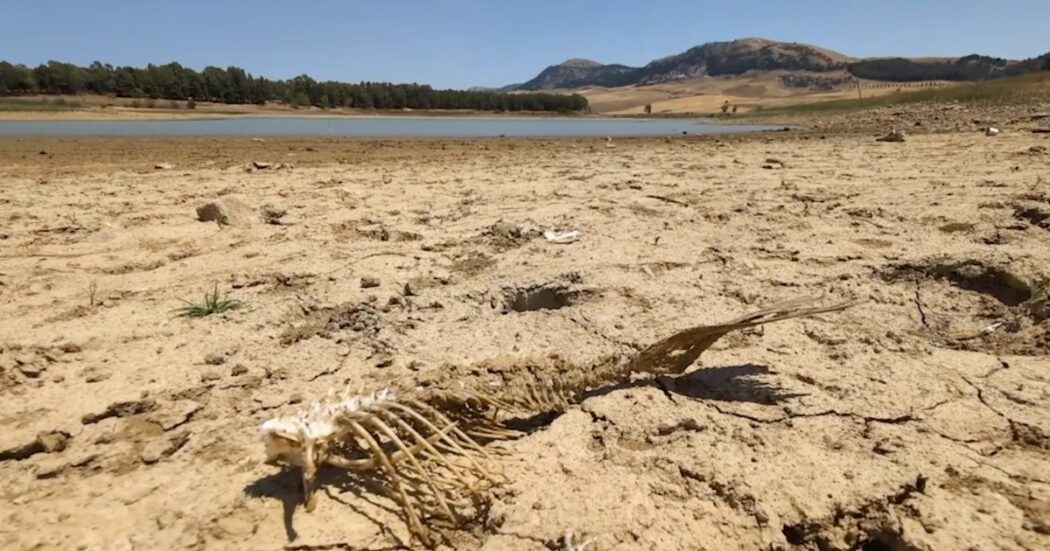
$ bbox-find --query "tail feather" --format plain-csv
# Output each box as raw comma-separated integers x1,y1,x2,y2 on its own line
631,296,860,375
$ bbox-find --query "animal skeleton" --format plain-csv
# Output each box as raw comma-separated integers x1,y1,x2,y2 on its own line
260,296,857,545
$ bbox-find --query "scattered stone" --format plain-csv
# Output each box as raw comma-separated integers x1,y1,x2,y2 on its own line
81,366,111,383
140,432,190,464
876,130,906,143
230,364,248,376
1029,145,1047,154
985,127,1000,137
82,399,157,424
374,355,395,369
204,352,226,366
200,369,222,383
1033,128,1050,134
804,327,848,346
402,282,416,297
57,342,81,354
17,362,44,378
251,160,272,170
764,157,786,168
258,204,287,225
196,196,254,227
0,431,71,462
154,163,175,170
250,138,267,143
656,418,704,436
361,276,381,289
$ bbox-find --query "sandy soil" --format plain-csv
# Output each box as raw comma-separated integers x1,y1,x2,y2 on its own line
0,129,1048,550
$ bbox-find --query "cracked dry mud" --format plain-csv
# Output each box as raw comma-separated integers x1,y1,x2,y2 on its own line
0,131,1047,550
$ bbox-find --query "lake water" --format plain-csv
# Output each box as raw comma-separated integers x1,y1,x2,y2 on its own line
0,116,784,137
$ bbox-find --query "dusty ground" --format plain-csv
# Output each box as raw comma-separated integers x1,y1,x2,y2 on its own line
0,129,1048,551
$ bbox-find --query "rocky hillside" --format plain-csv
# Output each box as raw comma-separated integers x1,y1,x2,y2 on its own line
637,38,848,83
515,37,1046,90
517,38,849,90
518,58,639,90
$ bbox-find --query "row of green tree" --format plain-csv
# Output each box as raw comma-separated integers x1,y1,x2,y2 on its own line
847,53,1050,82
0,60,588,112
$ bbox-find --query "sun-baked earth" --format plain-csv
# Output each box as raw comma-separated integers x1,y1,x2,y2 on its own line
0,124,1048,550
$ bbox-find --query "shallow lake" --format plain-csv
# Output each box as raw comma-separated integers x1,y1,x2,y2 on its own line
0,116,784,137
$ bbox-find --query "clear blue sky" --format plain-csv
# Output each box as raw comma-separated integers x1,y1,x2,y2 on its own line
1,0,1046,89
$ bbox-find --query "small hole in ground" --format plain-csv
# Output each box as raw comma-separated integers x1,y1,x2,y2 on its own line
860,538,893,551
781,524,806,545
504,285,579,312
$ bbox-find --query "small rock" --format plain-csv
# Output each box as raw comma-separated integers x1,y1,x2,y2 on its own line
17,363,44,378
374,355,395,368
873,439,901,455
154,163,175,170
200,369,222,383
876,130,906,143
0,431,71,461
196,196,255,227
204,352,226,366
230,364,248,376
1029,145,1047,154
360,276,381,289
251,138,267,143
37,432,70,452
985,127,1000,137
57,342,81,354
258,204,287,225
251,160,272,170
81,366,111,383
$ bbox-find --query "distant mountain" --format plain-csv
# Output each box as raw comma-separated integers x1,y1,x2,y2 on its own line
637,38,848,83
517,38,849,90
513,38,1048,90
517,59,639,90
468,83,523,93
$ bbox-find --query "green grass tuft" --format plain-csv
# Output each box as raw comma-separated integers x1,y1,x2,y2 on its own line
174,285,245,318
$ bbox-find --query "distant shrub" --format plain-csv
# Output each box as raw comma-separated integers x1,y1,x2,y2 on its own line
187,98,197,109
168,100,180,109
129,99,141,108
145,98,156,108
